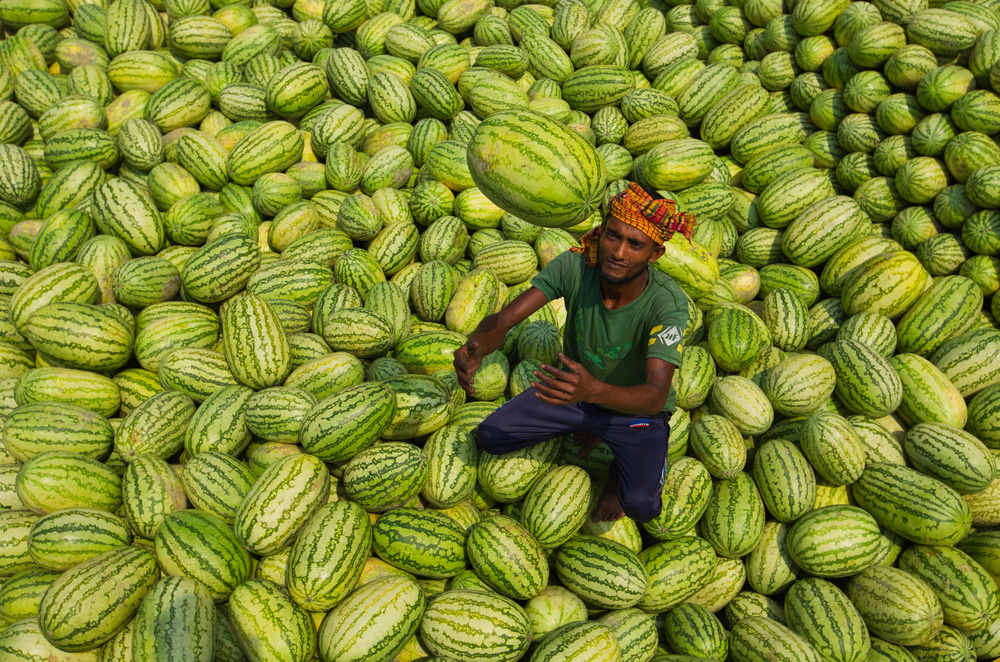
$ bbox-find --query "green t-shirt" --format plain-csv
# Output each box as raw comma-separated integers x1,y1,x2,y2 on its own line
531,251,689,413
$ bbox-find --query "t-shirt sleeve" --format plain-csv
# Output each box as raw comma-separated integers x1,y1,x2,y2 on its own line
645,290,688,368
530,250,580,302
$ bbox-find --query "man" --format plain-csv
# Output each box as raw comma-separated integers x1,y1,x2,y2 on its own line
453,182,694,524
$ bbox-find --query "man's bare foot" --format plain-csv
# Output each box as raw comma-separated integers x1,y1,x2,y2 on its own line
591,473,625,522
575,431,601,459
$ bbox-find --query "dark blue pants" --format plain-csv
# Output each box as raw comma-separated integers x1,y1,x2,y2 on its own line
476,387,670,524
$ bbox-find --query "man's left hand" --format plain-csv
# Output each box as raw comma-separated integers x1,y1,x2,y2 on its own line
531,353,601,406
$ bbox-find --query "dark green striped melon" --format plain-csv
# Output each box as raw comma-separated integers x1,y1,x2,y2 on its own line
467,109,607,228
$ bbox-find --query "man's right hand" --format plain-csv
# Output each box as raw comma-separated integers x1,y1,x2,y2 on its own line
451,287,550,396
454,339,485,396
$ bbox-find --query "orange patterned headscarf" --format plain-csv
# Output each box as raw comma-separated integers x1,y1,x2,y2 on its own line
571,182,697,267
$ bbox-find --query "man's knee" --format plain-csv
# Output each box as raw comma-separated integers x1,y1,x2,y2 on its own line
621,495,662,524
476,418,505,454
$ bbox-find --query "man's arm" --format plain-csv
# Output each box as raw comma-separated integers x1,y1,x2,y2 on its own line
531,353,676,416
454,287,549,395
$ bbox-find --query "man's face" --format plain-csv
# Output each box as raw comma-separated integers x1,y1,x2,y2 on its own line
597,216,665,285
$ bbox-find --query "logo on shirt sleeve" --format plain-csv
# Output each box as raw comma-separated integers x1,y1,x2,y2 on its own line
649,325,681,347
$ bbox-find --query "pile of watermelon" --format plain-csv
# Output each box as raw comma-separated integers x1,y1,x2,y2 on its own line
2,0,1000,658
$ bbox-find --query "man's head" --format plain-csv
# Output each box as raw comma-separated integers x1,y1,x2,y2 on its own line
596,215,665,285
569,182,696,283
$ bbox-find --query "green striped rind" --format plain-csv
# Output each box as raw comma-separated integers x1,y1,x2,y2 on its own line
158,349,239,403
175,131,229,191
466,109,606,228
153,510,251,603
821,236,900,297
729,616,823,662
221,294,291,390
121,455,185,541
762,354,835,417
851,463,972,545
89,179,165,256
661,603,728,659
895,276,982,357
24,302,133,372
228,579,317,662
115,390,196,463
15,450,122,514
903,422,995,494
418,589,531,662
848,416,907,466
707,307,769,374
410,68,464,121
840,250,927,319
845,564,945,646
520,465,590,549
477,438,560,503
144,78,211,133
380,374,453,440
297,382,395,462
181,233,261,305
319,308,395,358
642,452,708,540
317,576,425,662
784,578,871,662
473,240,539,285
752,439,817,523
931,328,1000,399
0,568,59,622
182,385,254,457
287,501,371,611
226,121,305,186
0,510,40,577
234,453,329,555
466,515,548,600
799,411,867,486
758,169,837,232
637,536,717,612
552,536,648,610
342,442,429,512
701,84,772,150
2,402,113,462
673,344,715,411
781,195,870,267
898,544,1000,632
27,507,131,571
968,384,1000,448
421,423,478,508
37,546,159,652
561,65,635,113
731,113,813,165
690,414,746,481
29,209,96,272
15,367,120,418
908,626,977,662
786,505,881,578
710,374,774,438
135,315,220,374
674,63,739,127
817,339,903,418
699,471,766,559
746,520,802,596
132,575,215,662
265,62,327,120
9,262,99,334
179,452,255,525
372,507,466,579
284,352,365,400
531,621,620,662
245,260,335,308
243,387,316,443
